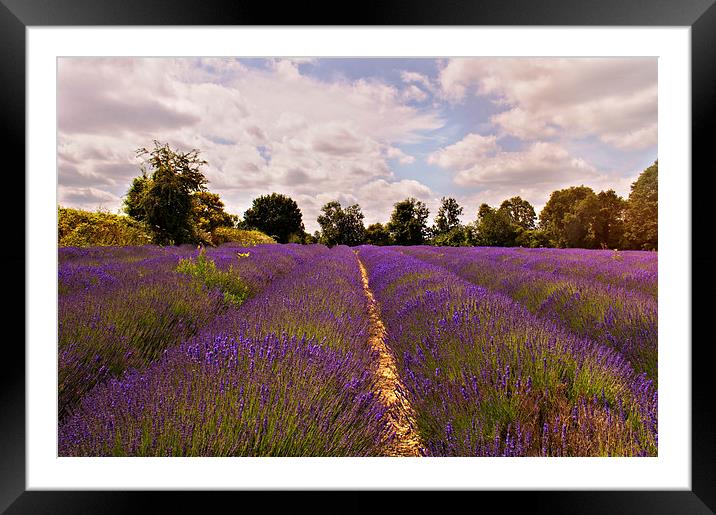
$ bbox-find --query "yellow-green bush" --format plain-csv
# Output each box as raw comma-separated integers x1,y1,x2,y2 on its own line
176,248,249,305
210,226,275,246
58,207,153,247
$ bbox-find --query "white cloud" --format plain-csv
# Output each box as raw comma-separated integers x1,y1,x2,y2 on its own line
385,146,415,165
400,71,433,90
438,58,657,150
402,84,429,103
427,133,498,170
357,179,437,226
310,122,369,156
57,57,443,232
57,57,650,233
429,133,599,188
429,132,646,222
59,186,122,211
400,70,438,104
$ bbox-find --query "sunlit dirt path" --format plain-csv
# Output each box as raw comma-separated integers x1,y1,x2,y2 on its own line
355,253,423,457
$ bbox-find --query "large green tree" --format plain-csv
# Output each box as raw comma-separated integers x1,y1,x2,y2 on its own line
592,189,627,249
316,201,366,246
125,141,208,245
474,203,518,246
242,193,305,244
539,186,597,248
387,197,430,245
539,186,629,249
499,196,537,231
624,161,658,250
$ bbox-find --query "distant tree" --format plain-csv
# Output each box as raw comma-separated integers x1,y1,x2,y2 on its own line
317,201,342,245
243,193,305,244
562,210,592,248
539,186,597,248
515,228,551,248
591,189,627,249
499,196,537,231
387,197,430,245
477,203,493,221
475,204,518,246
303,232,318,245
432,226,470,247
191,191,238,234
624,161,658,250
125,141,208,245
316,201,366,246
287,232,307,244
433,197,464,235
364,223,393,246
463,221,481,246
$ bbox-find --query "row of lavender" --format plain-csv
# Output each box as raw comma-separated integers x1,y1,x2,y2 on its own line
463,247,657,298
58,244,320,420
59,245,388,456
358,246,657,456
399,246,658,382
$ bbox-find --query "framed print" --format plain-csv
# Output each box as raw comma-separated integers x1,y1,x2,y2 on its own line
2,0,714,512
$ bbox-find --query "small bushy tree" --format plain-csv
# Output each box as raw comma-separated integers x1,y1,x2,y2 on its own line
242,193,305,244
191,191,238,234
364,223,392,246
432,226,470,247
474,204,517,246
515,228,551,248
430,197,467,246
387,197,429,245
433,197,463,234
316,201,366,246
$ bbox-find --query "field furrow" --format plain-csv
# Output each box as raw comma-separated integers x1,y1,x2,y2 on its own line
356,254,422,456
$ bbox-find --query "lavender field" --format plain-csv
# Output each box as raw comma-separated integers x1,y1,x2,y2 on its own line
58,244,657,457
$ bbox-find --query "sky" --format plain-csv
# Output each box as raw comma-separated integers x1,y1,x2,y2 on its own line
57,57,657,234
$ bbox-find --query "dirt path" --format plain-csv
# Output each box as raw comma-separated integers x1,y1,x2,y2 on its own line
356,253,422,457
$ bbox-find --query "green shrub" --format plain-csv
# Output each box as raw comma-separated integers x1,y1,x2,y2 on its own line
431,226,470,247
210,226,276,246
58,207,153,247
176,248,250,306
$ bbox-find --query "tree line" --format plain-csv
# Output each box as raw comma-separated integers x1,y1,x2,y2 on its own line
123,141,657,250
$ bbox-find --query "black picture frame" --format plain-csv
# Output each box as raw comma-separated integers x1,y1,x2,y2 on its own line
2,1,713,513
